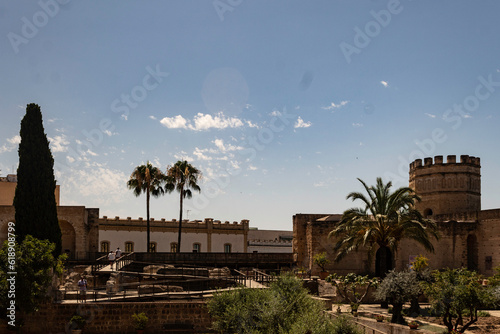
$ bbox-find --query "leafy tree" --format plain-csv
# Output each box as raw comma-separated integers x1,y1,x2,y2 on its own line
423,268,496,333
0,236,66,328
374,270,422,324
408,255,432,315
329,177,439,277
165,161,201,253
326,273,379,312
14,103,62,256
207,273,346,333
313,252,330,272
127,162,165,252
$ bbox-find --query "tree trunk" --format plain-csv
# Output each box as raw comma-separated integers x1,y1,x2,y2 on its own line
409,296,420,315
146,189,150,253
391,303,404,324
177,189,183,253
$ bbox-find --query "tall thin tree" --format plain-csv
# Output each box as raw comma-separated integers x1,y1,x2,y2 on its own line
165,161,201,253
14,103,62,256
127,162,165,252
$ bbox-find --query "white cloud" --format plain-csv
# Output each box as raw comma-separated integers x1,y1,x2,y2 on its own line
0,135,21,154
213,138,242,152
425,113,436,118
294,117,312,129
62,165,129,206
352,123,364,128
7,135,21,145
149,115,157,120
159,112,245,131
160,115,188,129
173,151,194,162
380,81,389,87
193,147,213,161
248,165,258,171
322,100,349,111
49,135,69,153
190,112,243,130
270,110,282,117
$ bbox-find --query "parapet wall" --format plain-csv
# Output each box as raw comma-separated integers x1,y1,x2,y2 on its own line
99,216,250,231
409,155,481,216
4,301,211,333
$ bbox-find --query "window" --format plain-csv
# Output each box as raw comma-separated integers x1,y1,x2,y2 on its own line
193,243,201,253
125,241,134,253
224,243,232,253
149,242,157,253
170,242,178,253
100,241,110,253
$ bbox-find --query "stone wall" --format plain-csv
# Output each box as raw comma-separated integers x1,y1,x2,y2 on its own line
0,205,99,259
294,214,371,275
3,301,211,333
409,155,481,216
293,214,332,268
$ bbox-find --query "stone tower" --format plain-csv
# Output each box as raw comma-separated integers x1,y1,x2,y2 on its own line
409,155,481,216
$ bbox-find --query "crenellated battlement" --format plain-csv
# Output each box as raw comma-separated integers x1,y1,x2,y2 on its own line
409,154,481,216
409,155,480,170
98,216,250,230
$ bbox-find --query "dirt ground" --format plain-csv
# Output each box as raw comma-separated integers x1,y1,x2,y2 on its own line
418,315,500,334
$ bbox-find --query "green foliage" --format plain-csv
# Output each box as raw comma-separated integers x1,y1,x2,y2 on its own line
0,236,66,316
477,310,491,317
375,270,422,324
207,273,336,333
329,177,439,277
70,315,86,329
313,252,330,272
411,255,429,272
131,312,148,330
326,273,379,312
423,268,496,333
14,103,62,256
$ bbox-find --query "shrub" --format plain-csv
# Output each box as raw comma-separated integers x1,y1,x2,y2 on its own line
70,315,86,330
423,268,496,333
313,252,330,272
131,312,148,330
375,270,421,324
326,273,378,313
207,273,336,333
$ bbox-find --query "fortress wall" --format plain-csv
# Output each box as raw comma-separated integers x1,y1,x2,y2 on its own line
409,155,481,215
396,222,476,271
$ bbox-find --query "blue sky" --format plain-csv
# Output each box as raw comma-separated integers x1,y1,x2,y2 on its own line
1,1,499,231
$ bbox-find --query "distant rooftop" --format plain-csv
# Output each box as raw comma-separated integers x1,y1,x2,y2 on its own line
0,174,17,183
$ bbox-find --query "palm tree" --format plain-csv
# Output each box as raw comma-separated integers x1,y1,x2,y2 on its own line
329,177,439,277
127,162,165,252
165,160,201,253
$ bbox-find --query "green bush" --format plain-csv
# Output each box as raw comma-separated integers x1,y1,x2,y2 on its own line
132,312,148,330
70,315,86,329
207,273,336,333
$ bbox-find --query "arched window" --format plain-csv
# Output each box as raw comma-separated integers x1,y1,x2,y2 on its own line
125,241,134,253
424,208,433,217
224,243,232,253
149,242,157,253
193,243,201,253
170,242,178,253
100,241,110,253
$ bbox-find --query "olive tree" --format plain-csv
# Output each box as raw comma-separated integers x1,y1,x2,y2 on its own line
423,268,496,333
374,270,421,324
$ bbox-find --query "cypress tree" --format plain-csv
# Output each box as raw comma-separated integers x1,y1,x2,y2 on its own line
14,103,61,256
